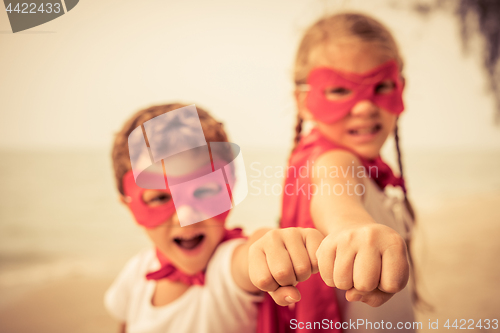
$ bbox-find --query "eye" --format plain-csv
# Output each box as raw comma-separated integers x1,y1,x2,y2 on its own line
375,80,396,94
193,182,222,199
142,191,172,207
324,87,352,100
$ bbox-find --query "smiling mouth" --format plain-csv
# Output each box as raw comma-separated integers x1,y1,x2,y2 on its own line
173,234,205,250
348,124,382,135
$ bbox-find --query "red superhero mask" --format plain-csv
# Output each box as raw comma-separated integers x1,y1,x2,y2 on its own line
122,160,234,229
305,59,405,123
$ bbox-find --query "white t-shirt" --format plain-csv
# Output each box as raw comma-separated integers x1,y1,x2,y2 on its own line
104,238,263,333
338,179,415,333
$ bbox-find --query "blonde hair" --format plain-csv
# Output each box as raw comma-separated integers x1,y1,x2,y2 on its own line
294,12,403,85
111,103,228,195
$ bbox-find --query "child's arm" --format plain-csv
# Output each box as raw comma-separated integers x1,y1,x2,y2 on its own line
311,150,409,307
242,228,324,305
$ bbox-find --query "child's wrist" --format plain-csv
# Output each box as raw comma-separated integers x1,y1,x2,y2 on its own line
324,218,376,236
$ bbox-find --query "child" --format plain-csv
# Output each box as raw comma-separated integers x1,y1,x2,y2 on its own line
255,13,416,333
104,103,324,333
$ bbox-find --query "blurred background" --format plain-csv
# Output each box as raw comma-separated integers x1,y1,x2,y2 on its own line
0,0,499,332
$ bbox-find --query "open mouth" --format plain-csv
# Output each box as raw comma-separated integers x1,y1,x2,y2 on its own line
173,233,205,250
348,123,382,135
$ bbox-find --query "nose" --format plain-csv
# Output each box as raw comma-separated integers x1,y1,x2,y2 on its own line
175,205,208,227
350,100,379,118
170,212,182,227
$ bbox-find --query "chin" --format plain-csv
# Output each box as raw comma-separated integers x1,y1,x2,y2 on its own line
350,144,381,160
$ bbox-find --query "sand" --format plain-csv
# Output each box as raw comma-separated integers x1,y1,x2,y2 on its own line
0,277,117,333
413,193,500,331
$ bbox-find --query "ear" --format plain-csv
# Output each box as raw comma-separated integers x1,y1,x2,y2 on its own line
294,89,314,121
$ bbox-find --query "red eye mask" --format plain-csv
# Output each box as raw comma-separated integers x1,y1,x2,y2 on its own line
305,60,405,123
122,161,234,229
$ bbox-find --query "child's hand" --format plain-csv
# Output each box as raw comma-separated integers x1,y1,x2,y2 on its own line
316,224,409,307
248,228,324,306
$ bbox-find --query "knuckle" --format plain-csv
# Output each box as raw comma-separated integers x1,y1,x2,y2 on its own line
324,279,335,287
363,229,378,246
316,247,325,261
283,227,300,238
272,268,293,283
385,231,407,250
248,243,258,255
391,234,405,247
319,272,335,287
267,229,280,240
383,281,405,293
354,282,376,293
294,265,311,281
335,280,353,291
339,230,355,244
385,241,409,261
356,225,380,246
318,236,336,254
316,257,329,272
304,228,316,236
254,275,275,291
310,258,319,271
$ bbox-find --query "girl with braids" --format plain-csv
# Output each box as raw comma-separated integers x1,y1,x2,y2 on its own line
254,12,416,333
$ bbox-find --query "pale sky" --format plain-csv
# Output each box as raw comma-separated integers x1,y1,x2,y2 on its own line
1,0,499,151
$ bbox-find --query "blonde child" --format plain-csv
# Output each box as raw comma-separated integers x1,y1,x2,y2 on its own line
104,103,324,333
254,13,416,332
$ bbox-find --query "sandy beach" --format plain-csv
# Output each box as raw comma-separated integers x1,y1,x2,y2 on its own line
0,277,116,333
413,193,500,331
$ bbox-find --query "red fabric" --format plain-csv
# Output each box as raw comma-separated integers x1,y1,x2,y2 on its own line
306,60,404,124
146,228,245,285
122,161,233,229
257,128,405,333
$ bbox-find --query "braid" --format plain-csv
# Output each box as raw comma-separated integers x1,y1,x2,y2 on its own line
395,122,432,310
293,114,304,151
394,122,405,185
394,122,415,220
